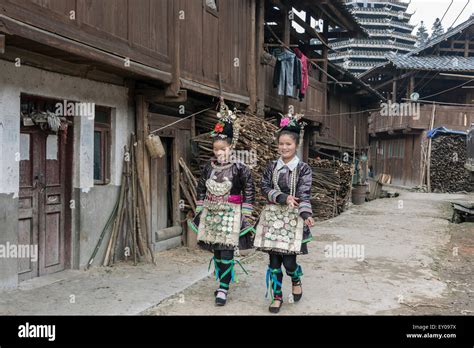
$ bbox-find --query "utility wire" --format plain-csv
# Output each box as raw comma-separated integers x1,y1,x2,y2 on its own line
440,0,454,24
303,107,382,119
449,0,471,29
149,107,214,134
421,78,474,99
401,98,474,107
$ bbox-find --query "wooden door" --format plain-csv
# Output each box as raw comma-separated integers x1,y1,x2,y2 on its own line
18,127,66,281
151,137,174,235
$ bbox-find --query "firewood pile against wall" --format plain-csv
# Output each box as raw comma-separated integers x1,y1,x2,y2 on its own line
179,109,355,221
430,134,470,193
308,158,353,221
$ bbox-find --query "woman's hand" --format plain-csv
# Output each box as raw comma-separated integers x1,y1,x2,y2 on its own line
286,195,300,208
304,216,315,227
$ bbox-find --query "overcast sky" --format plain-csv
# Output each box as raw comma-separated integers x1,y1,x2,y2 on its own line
408,0,473,34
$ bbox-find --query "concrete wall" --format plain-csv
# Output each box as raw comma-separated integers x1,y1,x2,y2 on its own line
0,194,19,289
0,59,134,288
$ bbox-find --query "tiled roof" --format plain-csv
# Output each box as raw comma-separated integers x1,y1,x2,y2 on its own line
359,16,474,78
410,16,474,55
387,55,474,72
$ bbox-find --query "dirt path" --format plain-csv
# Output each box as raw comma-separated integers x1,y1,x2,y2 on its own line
144,192,474,315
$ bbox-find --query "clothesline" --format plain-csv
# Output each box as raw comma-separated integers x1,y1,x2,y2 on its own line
265,24,344,87
304,107,382,118
149,107,214,134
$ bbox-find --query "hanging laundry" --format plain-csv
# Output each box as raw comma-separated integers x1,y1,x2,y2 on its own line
294,55,302,96
294,48,309,101
272,48,301,98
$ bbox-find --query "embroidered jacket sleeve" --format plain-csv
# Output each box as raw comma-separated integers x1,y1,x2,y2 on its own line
295,163,313,219
239,164,255,217
196,163,211,213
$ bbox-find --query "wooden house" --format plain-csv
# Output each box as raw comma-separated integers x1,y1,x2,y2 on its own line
361,16,474,187
0,0,373,288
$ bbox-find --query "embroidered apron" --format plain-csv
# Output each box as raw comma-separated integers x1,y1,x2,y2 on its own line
255,163,304,253
197,174,242,247
254,204,304,253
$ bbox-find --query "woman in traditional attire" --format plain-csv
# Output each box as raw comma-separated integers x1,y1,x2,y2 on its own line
188,100,255,306
254,112,314,313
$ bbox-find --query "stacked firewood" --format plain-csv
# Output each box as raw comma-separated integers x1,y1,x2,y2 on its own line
430,134,470,193
179,157,198,213
183,109,354,221
308,158,353,221
189,110,279,216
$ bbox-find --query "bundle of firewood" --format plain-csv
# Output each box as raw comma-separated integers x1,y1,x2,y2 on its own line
189,110,279,216
430,134,470,193
179,157,198,213
86,134,155,269
184,109,354,221
308,158,353,221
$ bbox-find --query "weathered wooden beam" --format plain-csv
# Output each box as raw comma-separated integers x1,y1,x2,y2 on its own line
269,0,333,50
440,72,474,79
327,31,354,39
1,46,125,85
180,78,250,105
0,34,5,54
372,78,395,91
137,89,187,104
320,0,359,34
371,70,416,91
256,0,266,117
298,0,340,29
321,17,329,85
135,95,153,262
408,75,415,98
165,0,181,97
0,15,172,83
282,6,290,45
287,6,331,49
247,0,257,114
439,47,474,53
451,39,474,45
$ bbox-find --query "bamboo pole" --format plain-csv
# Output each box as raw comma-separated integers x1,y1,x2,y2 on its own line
103,147,128,266
426,104,436,192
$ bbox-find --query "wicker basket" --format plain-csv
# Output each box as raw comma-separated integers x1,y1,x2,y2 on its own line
145,134,166,159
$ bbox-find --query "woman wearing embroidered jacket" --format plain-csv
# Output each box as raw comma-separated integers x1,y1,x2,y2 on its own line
188,100,255,306
254,112,314,313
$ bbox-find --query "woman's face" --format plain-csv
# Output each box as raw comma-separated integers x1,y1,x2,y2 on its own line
278,134,297,160
213,140,232,163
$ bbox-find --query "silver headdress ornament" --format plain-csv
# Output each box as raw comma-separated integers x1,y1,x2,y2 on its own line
211,97,241,149
278,109,307,149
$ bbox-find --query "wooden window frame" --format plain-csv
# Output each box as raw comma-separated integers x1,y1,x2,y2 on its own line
94,107,111,185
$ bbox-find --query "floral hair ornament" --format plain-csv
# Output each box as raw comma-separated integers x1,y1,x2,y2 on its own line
277,108,307,149
210,97,241,149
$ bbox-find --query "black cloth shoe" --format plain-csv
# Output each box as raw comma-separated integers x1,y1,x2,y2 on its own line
269,297,283,314
292,280,303,302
